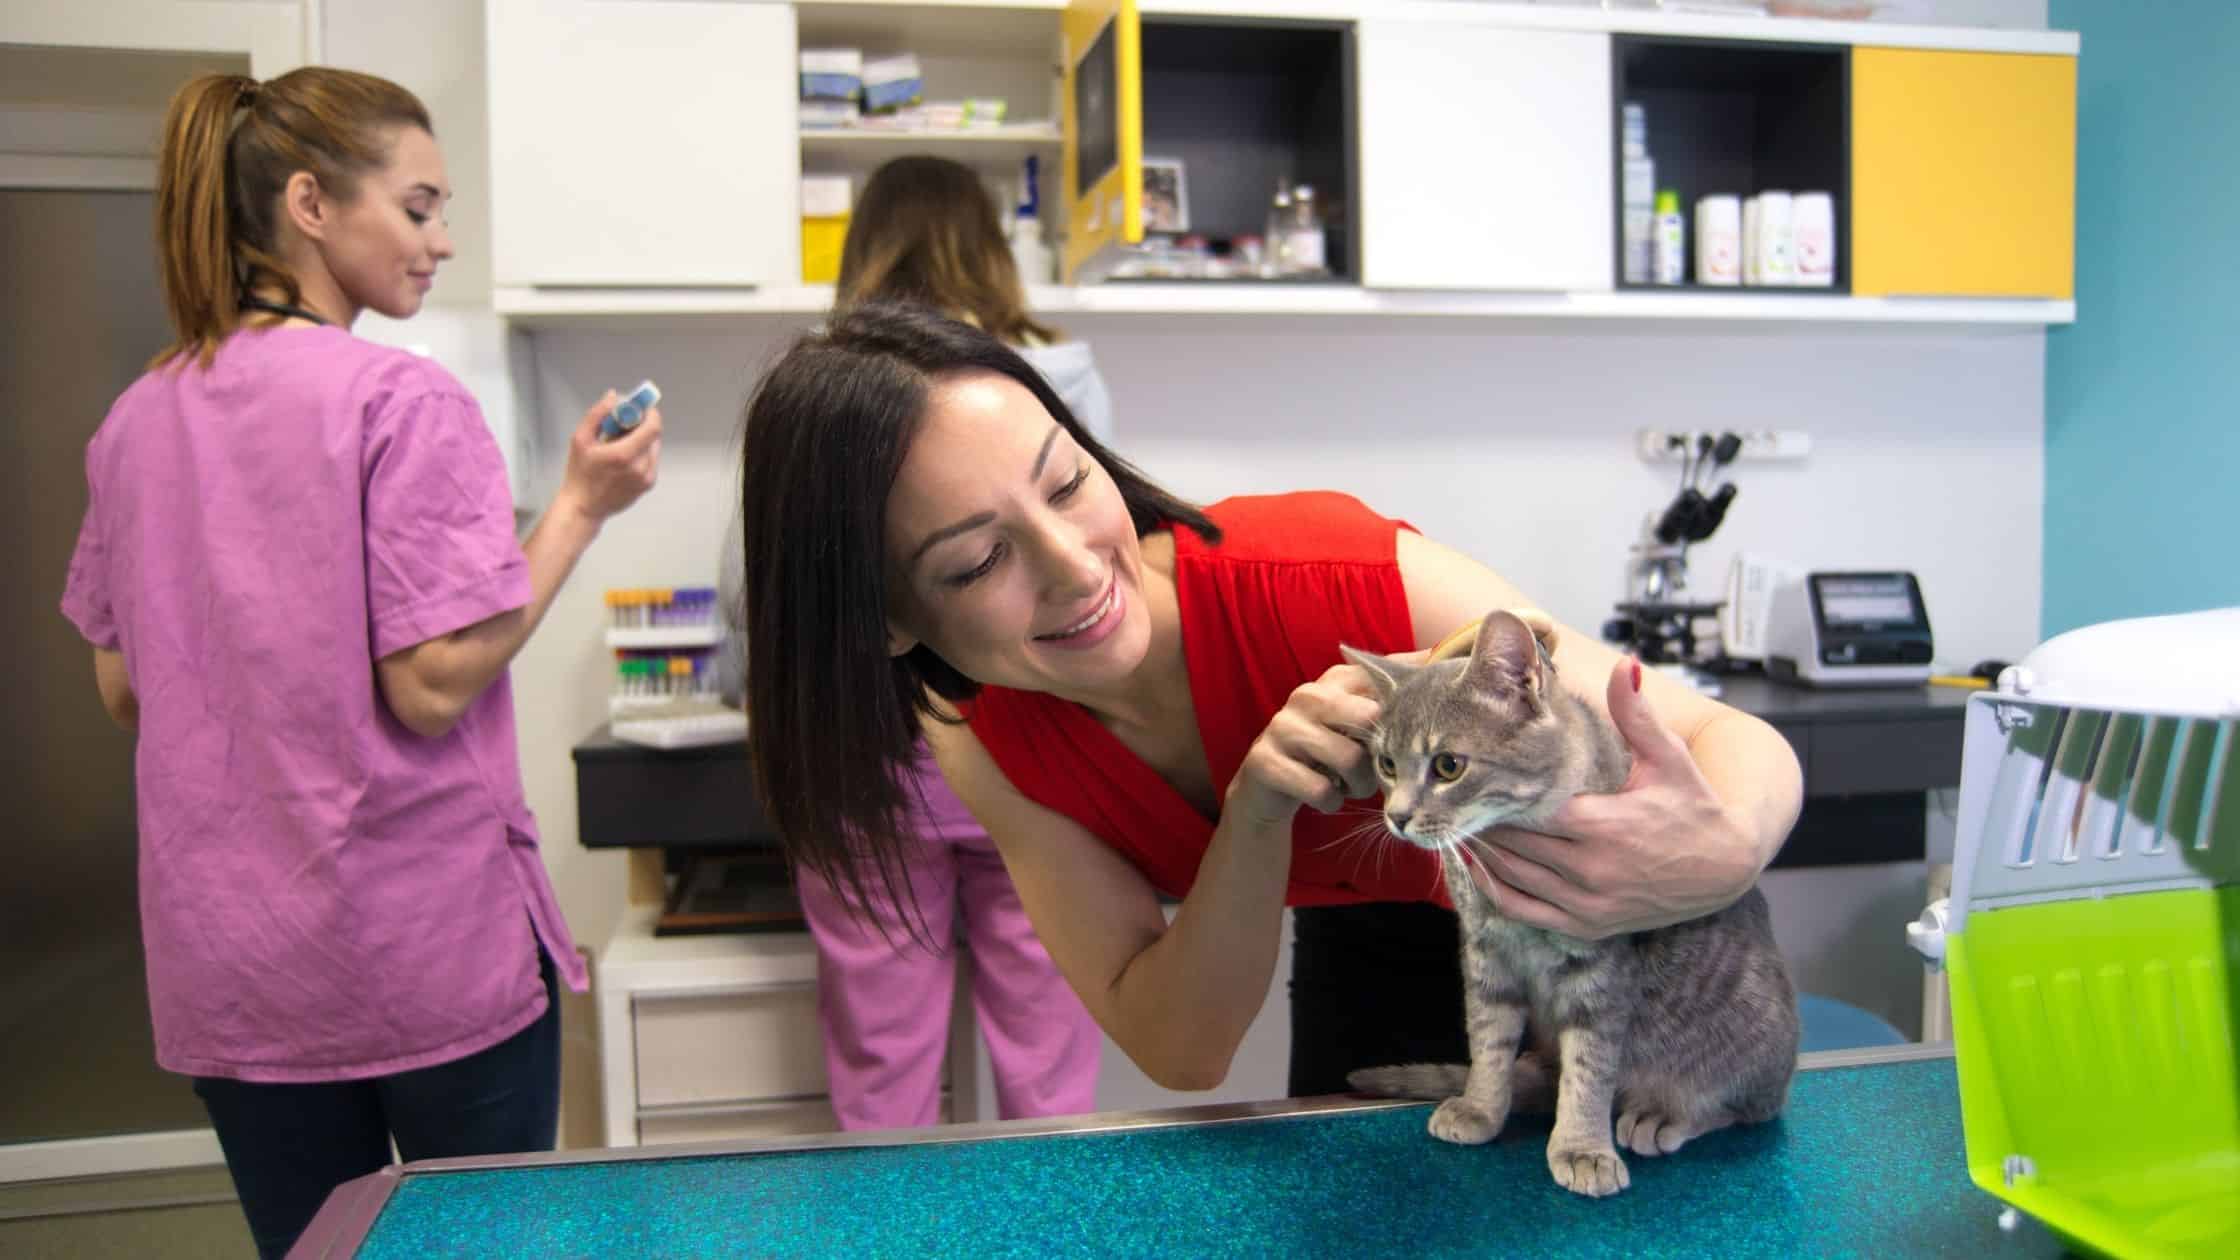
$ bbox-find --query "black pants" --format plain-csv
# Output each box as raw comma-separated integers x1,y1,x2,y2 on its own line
192,951,562,1260
1288,902,1470,1097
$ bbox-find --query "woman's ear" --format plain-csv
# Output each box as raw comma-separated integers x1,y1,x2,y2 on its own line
886,623,919,657
281,170,330,242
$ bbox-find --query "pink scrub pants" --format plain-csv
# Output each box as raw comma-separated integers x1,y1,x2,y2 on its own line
796,757,1100,1130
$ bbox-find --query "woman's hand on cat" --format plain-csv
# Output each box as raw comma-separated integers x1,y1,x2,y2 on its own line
1465,657,1761,939
1225,657,1414,830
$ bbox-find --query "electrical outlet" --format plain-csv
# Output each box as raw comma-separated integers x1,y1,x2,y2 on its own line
1635,428,1812,464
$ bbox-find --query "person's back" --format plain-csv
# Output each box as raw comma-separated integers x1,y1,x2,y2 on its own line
72,325,549,1077
60,65,661,1259
836,154,1113,441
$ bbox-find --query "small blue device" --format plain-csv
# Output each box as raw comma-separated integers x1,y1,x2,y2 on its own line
598,380,660,440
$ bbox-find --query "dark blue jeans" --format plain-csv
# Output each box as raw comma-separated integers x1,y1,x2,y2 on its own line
192,950,561,1260
1288,902,1469,1097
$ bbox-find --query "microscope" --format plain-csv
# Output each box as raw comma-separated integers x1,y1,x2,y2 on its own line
1602,432,1741,680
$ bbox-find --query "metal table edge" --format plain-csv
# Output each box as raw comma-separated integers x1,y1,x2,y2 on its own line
382,1041,1959,1181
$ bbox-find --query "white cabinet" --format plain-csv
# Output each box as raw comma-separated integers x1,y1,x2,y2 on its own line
596,905,982,1147
487,0,799,289
1357,20,1612,293
351,309,537,502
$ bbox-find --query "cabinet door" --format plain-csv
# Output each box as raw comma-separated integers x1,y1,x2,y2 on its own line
488,0,797,288
1852,48,2075,299
1061,0,1142,282
1357,22,1611,292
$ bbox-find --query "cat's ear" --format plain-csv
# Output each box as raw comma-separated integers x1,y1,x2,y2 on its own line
1463,609,1548,703
1340,644,1416,699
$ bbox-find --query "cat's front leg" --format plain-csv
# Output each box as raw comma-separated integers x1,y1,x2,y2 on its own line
1546,1025,1629,1196
1428,928,1527,1146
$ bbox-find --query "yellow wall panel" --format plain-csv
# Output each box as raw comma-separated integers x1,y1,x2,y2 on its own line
1852,48,2075,298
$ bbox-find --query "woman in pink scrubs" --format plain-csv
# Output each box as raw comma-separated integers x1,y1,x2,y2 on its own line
59,68,659,1259
723,157,1103,1130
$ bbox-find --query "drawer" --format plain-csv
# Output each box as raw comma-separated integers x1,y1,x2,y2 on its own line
638,1098,840,1146
1808,719,1965,797
634,983,827,1108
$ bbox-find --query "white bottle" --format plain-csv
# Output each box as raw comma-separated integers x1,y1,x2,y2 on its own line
1007,155,1052,285
1621,102,1655,284
1287,184,1327,277
1792,191,1835,287
1264,179,1294,278
1742,195,1761,285
1754,190,1795,286
1009,213,1051,286
1695,194,1741,286
1652,189,1686,286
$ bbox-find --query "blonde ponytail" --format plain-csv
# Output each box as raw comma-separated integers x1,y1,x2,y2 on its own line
152,74,257,369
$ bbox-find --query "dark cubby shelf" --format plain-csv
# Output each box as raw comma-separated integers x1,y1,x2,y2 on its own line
1140,18,1356,283
1612,36,1850,294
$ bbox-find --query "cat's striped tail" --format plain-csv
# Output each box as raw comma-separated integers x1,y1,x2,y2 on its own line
1346,1055,1553,1110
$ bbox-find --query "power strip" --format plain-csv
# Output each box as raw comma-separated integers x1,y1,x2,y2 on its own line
1635,428,1812,464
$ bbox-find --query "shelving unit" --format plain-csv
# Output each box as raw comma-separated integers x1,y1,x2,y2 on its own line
493,281,2071,327
483,0,2078,327
1614,35,1851,294
795,0,1065,281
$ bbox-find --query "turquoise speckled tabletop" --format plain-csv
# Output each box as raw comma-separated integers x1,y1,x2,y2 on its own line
345,1056,2064,1259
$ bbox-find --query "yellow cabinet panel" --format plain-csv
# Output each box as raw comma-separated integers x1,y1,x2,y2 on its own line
1062,0,1142,281
1852,47,2075,299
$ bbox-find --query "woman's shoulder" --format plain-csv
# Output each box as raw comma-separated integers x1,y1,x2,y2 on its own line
1190,491,1407,567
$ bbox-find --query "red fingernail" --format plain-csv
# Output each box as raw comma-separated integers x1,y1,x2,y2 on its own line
1631,660,1642,693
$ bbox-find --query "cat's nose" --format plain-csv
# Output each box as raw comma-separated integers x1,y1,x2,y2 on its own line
1386,809,1413,834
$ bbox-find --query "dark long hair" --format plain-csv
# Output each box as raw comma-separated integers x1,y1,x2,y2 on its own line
739,301,1217,928
153,68,431,369
836,155,1056,345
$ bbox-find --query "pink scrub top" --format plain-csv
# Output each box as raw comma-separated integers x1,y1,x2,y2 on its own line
61,325,586,1083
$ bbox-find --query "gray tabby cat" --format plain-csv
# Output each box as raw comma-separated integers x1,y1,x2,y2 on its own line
1341,609,1799,1198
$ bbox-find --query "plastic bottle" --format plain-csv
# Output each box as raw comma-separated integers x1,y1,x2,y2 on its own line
1008,154,1052,285
1621,101,1656,284
1652,189,1686,286
1288,184,1327,277
1264,178,1294,277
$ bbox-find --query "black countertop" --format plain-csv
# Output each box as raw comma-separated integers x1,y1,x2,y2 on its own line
571,679,1975,863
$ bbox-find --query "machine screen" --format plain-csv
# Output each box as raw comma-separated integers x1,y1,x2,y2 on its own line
1815,575,1920,628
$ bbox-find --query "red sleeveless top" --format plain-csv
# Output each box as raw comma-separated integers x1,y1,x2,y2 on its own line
965,491,1447,907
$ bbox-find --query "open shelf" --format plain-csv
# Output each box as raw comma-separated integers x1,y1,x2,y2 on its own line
1138,17,1356,282
494,283,2071,329
1613,35,1850,293
799,122,1061,159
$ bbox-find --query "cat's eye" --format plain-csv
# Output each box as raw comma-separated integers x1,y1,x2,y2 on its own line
1374,754,1395,780
1431,752,1467,782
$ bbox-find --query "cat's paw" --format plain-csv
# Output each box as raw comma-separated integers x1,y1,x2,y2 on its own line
1547,1143,1630,1197
1616,1109,1693,1157
1427,1097,1507,1145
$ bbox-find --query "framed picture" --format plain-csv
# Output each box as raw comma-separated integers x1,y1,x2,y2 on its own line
1140,156,1188,233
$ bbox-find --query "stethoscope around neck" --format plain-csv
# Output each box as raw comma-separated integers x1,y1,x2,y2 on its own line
241,295,330,326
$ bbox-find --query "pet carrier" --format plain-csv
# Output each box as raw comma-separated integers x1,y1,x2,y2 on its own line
1908,607,2240,1258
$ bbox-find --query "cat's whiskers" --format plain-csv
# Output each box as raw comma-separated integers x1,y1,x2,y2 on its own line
1313,809,1391,854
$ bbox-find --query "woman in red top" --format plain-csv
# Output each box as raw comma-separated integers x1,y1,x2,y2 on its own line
738,302,1802,1094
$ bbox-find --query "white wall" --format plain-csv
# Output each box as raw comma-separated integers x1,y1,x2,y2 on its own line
329,0,2052,1079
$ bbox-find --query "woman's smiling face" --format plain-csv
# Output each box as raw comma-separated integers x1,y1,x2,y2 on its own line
883,370,1150,696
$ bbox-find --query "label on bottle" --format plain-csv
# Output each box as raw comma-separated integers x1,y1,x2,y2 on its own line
1288,228,1326,273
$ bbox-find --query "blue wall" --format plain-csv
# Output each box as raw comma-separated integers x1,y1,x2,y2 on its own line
2043,0,2240,637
